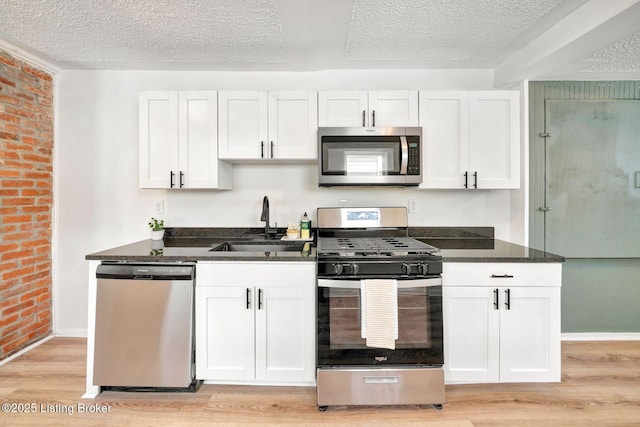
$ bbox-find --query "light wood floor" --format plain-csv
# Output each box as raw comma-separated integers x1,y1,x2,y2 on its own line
0,338,639,426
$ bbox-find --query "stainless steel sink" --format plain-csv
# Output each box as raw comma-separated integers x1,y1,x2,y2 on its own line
210,240,304,252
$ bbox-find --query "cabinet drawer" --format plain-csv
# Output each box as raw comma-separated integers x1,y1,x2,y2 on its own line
443,262,561,287
196,261,315,287
317,367,444,406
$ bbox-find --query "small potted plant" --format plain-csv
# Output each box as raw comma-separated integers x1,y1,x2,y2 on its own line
148,217,165,240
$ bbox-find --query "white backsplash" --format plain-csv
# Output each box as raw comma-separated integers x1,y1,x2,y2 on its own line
166,163,513,239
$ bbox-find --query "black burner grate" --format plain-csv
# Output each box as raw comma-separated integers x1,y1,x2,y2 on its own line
318,237,439,256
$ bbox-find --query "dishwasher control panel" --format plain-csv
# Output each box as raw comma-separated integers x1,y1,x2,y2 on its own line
96,263,195,280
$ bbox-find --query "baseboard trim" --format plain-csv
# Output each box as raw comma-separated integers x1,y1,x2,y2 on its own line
54,328,88,338
562,332,640,341
0,334,55,366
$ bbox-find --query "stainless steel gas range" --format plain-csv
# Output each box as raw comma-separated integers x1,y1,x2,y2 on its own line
315,207,444,411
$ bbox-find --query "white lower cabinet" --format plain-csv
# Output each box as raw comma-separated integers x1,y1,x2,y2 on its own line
443,263,561,384
195,261,316,385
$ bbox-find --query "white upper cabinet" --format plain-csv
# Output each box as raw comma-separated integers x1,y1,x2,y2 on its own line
418,91,468,189
268,91,318,159
468,92,520,189
419,91,520,189
368,91,419,127
139,91,233,189
318,90,418,127
139,91,177,188
218,91,318,161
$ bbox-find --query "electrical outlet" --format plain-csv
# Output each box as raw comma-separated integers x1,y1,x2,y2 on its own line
154,200,165,214
408,199,418,214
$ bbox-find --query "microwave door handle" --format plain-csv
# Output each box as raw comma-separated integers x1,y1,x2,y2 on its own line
400,136,409,175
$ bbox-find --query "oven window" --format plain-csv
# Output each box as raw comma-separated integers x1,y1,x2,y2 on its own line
317,284,443,366
327,288,429,349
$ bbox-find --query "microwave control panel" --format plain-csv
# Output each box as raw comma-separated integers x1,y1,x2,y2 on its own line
407,136,421,175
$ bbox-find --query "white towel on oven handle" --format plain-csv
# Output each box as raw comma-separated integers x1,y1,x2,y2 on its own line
360,279,398,350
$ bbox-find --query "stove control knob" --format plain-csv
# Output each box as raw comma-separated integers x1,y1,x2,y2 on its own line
401,262,411,276
333,263,344,275
418,263,429,275
350,263,359,275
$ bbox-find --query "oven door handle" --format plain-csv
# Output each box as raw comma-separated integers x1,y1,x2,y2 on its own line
317,277,442,289
399,136,409,175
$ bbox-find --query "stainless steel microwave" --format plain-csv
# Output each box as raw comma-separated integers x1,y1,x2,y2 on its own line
318,127,422,186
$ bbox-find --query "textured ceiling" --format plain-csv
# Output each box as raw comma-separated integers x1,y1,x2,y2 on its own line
583,31,640,73
0,0,288,63
1,0,640,83
345,0,563,61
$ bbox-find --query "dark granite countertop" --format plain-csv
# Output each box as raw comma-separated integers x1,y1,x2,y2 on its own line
85,226,564,263
85,227,316,262
411,227,565,263
417,238,565,263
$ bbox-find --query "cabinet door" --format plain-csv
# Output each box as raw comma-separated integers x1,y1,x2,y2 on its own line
255,286,315,383
499,287,561,382
318,91,368,127
218,91,268,159
418,91,469,189
178,91,220,188
443,286,500,383
139,91,178,188
195,286,255,381
469,91,520,189
268,91,318,159
368,90,418,127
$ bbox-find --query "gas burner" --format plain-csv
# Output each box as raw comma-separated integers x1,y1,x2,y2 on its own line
317,236,439,257
338,251,356,257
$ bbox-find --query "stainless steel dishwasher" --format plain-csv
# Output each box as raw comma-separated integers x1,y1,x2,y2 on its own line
93,263,196,390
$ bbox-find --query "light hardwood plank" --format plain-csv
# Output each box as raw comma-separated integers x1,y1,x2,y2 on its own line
0,338,638,426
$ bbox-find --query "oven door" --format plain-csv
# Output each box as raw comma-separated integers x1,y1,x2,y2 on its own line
317,277,443,367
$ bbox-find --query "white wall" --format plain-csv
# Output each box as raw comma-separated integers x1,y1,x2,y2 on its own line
508,80,529,246
56,68,524,335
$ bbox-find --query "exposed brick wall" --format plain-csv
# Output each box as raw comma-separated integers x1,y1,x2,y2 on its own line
0,48,53,360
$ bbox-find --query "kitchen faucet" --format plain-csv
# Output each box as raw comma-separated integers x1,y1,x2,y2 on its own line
260,196,271,239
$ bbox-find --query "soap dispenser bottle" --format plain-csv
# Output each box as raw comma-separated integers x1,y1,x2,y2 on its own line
300,212,311,239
